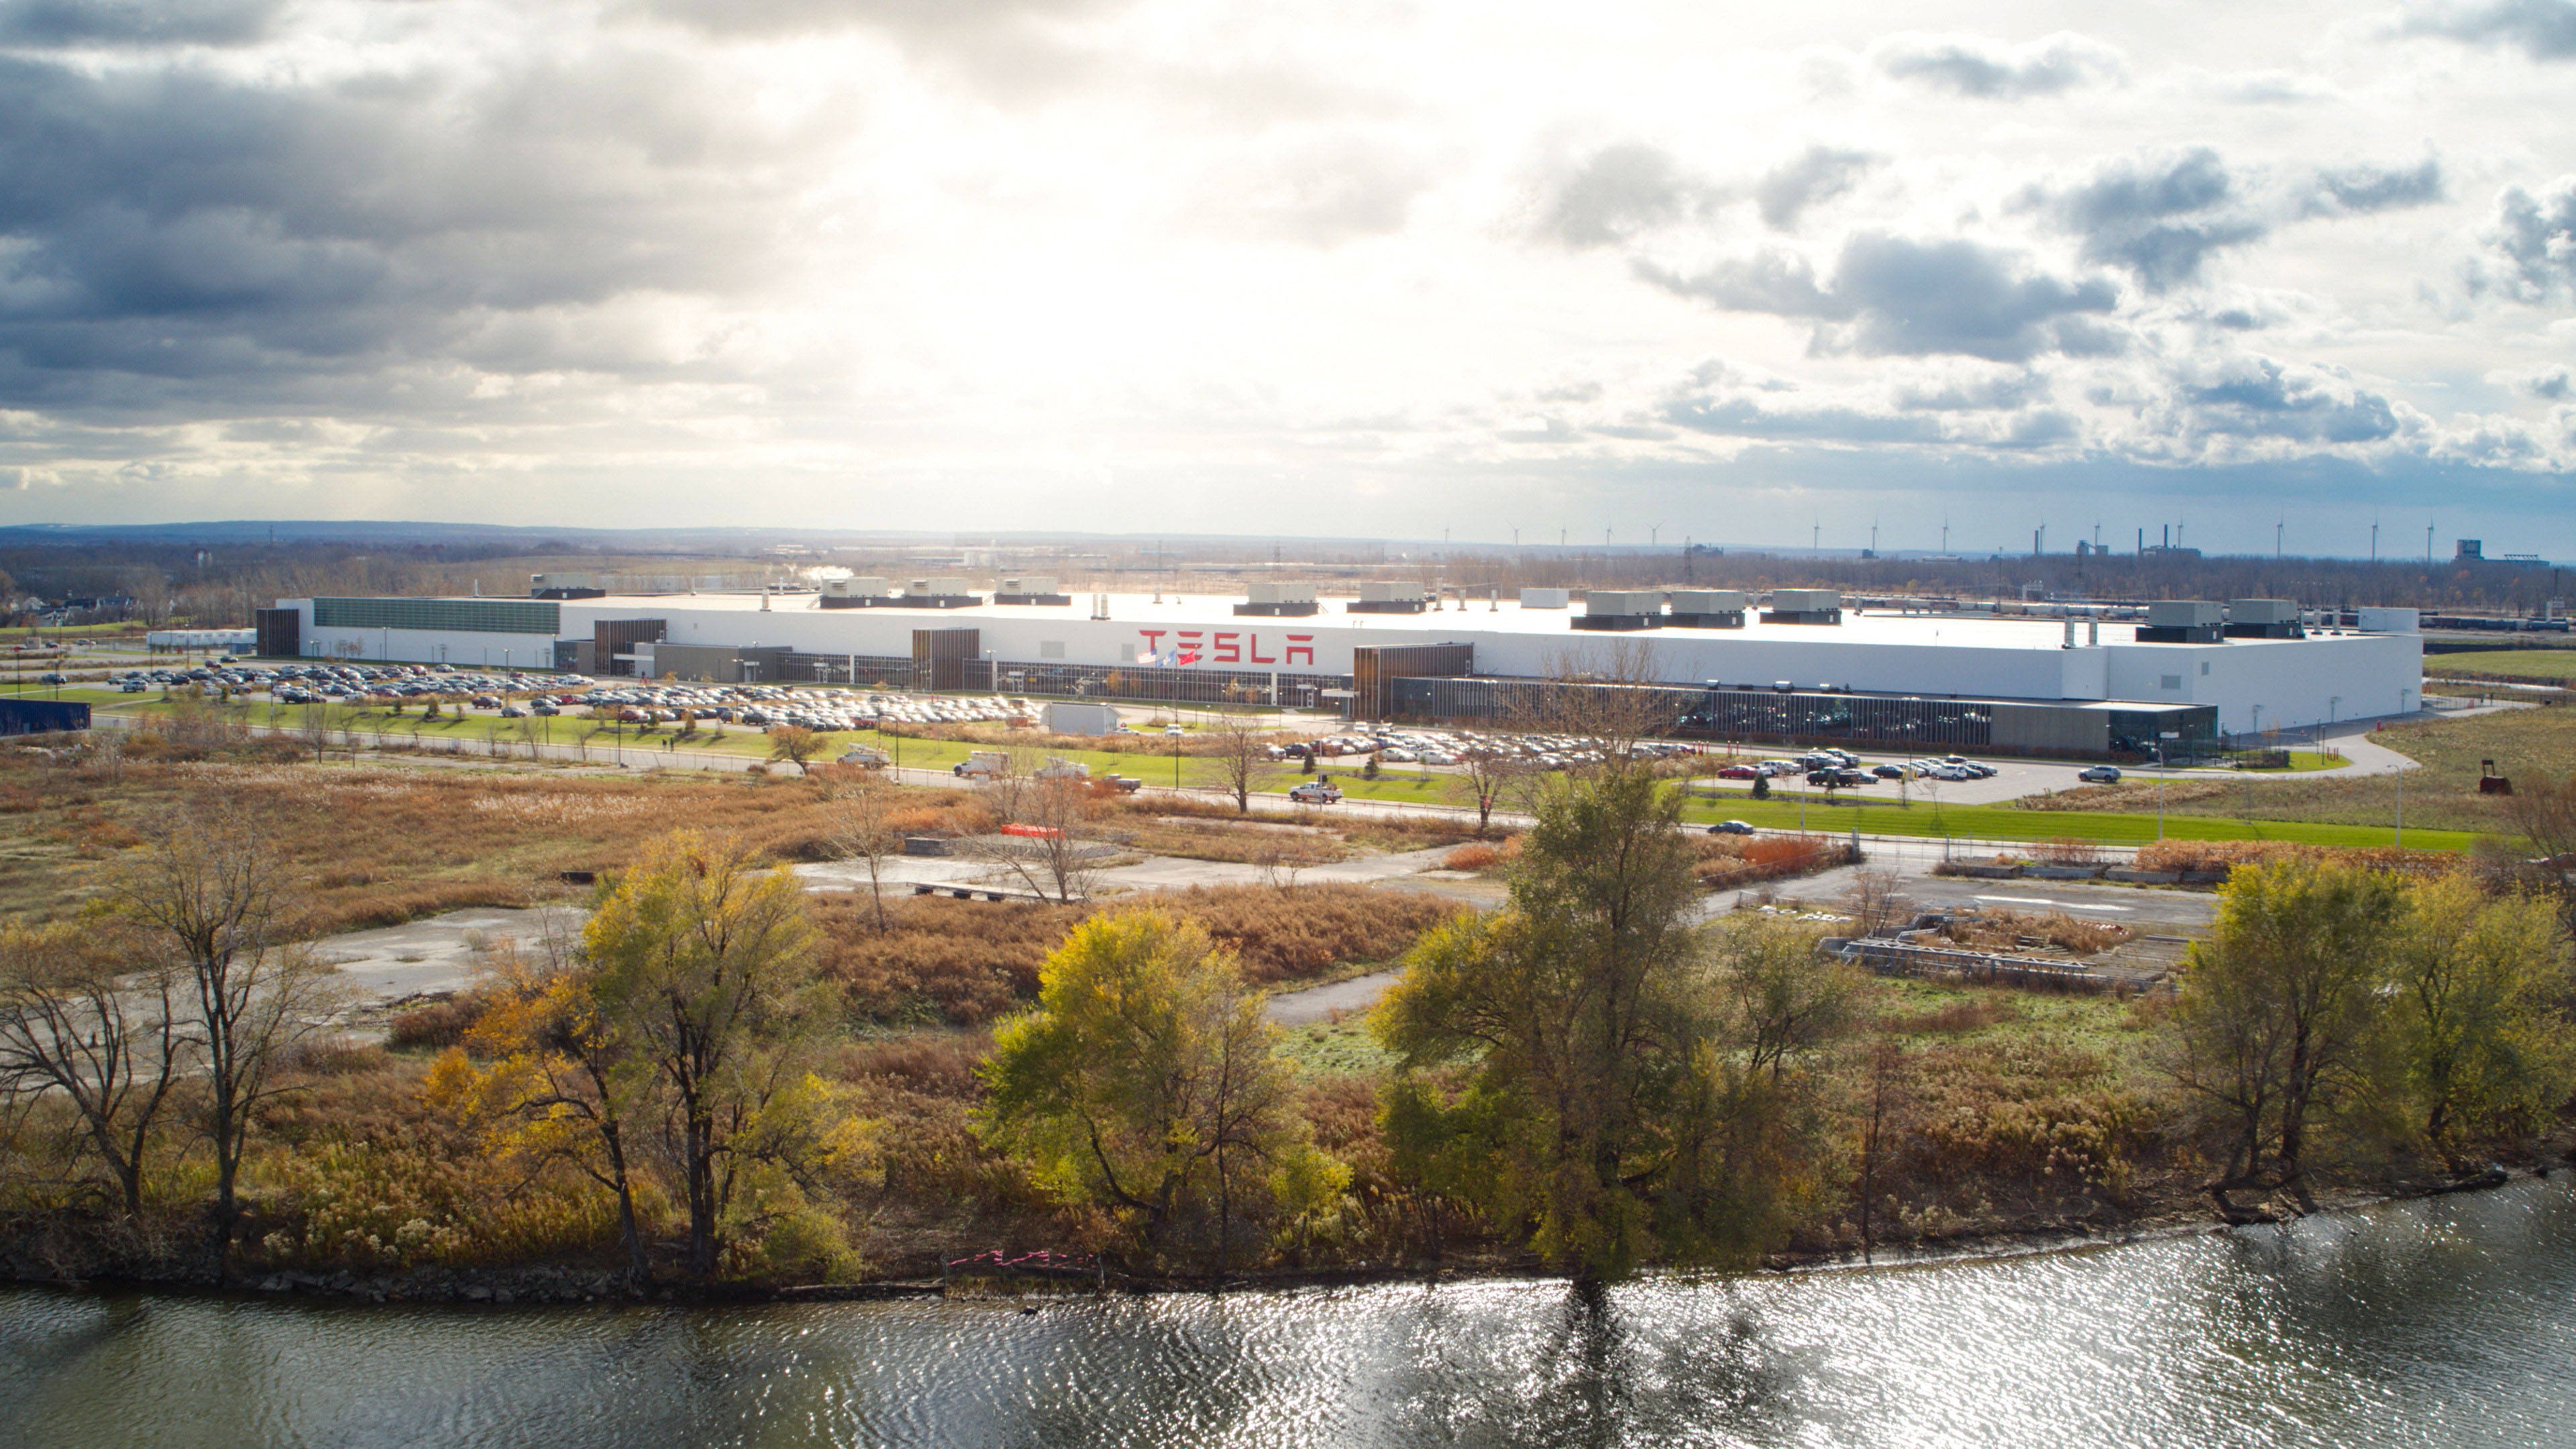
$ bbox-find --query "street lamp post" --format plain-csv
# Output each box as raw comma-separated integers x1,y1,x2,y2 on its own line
2155,731,2179,841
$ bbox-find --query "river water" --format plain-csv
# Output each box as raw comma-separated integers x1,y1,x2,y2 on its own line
3,1178,2571,1449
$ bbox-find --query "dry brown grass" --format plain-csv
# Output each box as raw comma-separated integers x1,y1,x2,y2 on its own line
2129,838,2461,877
1442,843,1503,871
0,748,959,931
1936,910,2131,957
1691,833,1855,888
812,881,1463,1024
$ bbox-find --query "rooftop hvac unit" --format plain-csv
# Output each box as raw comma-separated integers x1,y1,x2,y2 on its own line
1238,580,1322,616
2356,606,2420,634
1763,588,1843,625
1666,589,1748,629
820,576,898,608
2224,598,2305,639
1519,587,1571,608
1573,590,1664,631
995,576,1071,606
1350,580,1430,613
2139,599,2224,643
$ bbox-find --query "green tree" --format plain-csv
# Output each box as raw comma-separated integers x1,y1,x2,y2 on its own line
977,910,1346,1269
2392,876,2574,1161
1375,767,1842,1281
584,832,853,1277
2163,858,2406,1208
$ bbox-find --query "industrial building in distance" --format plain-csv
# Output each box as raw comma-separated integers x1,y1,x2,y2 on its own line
254,577,2425,760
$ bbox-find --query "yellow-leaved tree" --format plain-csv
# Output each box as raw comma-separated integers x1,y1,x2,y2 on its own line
976,910,1348,1272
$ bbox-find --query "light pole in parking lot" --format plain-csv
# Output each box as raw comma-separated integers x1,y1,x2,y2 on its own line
2155,731,2178,841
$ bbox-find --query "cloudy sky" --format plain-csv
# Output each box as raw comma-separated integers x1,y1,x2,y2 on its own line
1,0,2573,557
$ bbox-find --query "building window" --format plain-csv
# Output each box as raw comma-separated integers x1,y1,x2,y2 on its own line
2159,674,2183,691
311,597,561,635
2200,661,2211,676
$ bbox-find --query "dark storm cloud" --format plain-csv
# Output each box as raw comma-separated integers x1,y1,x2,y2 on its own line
2303,158,2445,215
2174,356,2402,443
2039,148,2267,290
1753,146,1878,230
0,0,280,47
0,52,791,409
1640,233,2121,362
1874,32,2125,99
2402,1,2576,60
2489,175,2576,297
1540,142,1725,249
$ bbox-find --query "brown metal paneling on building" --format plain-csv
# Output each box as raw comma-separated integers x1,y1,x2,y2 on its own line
254,607,301,659
1352,642,1472,718
912,627,980,692
593,619,666,678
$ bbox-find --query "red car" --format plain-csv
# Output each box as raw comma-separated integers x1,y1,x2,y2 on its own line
1716,764,1761,780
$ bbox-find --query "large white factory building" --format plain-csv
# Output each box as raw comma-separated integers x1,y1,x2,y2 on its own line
255,580,2422,760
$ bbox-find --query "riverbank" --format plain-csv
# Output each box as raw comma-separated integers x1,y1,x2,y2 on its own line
10,1155,2557,1310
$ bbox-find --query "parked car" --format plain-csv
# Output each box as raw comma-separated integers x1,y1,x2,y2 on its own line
1288,780,1342,804
1717,764,1761,780
2078,765,2123,783
1871,763,1906,780
1707,820,1756,836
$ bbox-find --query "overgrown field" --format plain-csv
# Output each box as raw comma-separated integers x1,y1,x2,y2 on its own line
2015,704,2572,838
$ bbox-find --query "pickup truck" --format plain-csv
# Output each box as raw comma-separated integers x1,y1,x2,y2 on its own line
1288,781,1342,804
1106,775,1144,793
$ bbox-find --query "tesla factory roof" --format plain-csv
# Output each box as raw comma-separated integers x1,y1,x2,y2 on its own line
556,592,2300,651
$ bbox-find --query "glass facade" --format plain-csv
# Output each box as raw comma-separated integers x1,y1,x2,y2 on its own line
1390,676,2217,759
312,598,561,635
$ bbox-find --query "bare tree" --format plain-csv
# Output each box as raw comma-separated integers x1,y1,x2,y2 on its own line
1843,869,1913,937
1208,714,1271,814
1448,744,1524,833
1508,639,1676,768
2508,775,2576,938
299,700,330,763
827,771,906,930
975,772,1108,904
0,921,191,1216
117,804,337,1269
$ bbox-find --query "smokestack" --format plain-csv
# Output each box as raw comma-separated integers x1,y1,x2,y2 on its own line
2088,618,2100,645
2063,617,2077,648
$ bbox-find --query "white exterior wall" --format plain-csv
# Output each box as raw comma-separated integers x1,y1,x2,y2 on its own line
2100,632,2420,733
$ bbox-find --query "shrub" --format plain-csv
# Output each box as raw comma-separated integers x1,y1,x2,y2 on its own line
1442,843,1503,871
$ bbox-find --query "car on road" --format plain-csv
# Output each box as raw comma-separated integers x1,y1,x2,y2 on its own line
1707,820,1756,835
1288,780,1342,804
1106,775,1144,793
2078,765,2123,783
36,672,66,684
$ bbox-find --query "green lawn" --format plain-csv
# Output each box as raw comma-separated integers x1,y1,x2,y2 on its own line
81,693,2484,853
1660,790,2473,851
2426,649,2576,683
